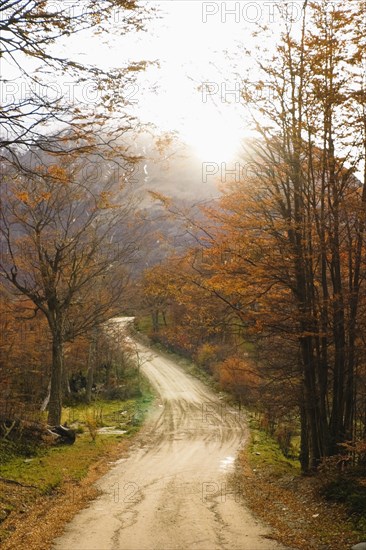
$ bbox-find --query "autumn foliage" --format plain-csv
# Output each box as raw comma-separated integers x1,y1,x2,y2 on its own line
139,2,366,472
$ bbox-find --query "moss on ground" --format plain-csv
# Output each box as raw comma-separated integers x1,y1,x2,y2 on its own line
0,387,154,544
237,415,365,550
248,416,300,478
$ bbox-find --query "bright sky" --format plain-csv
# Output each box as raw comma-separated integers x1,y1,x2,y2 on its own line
122,1,264,161
3,1,290,163
54,0,283,162
2,2,363,183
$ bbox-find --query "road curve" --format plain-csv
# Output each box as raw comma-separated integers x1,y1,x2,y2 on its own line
52,340,286,550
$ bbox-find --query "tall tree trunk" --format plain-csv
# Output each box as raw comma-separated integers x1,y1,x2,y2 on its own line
62,362,71,399
299,399,309,472
48,330,63,426
328,137,347,452
300,336,323,468
344,156,366,438
152,310,159,333
86,335,97,404
40,380,51,412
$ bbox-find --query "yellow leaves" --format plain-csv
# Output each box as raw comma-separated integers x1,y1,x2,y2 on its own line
148,191,171,207
196,343,220,368
15,190,51,208
97,191,118,209
47,164,68,184
91,12,102,26
16,192,30,204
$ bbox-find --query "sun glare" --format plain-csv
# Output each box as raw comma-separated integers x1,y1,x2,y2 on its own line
180,106,245,163
122,1,252,164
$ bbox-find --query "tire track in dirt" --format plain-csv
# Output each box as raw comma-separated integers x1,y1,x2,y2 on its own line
52,338,289,550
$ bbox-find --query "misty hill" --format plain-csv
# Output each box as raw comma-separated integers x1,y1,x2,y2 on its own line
126,132,221,204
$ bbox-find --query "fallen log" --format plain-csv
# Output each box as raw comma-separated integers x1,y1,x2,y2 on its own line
0,418,76,445
47,425,76,445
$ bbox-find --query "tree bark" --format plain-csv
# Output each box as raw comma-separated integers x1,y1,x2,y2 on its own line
48,331,63,426
86,335,97,404
152,310,159,333
299,400,309,472
40,380,51,412
62,362,71,399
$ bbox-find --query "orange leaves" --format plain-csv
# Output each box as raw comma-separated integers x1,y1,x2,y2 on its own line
15,190,52,208
15,191,30,204
148,191,172,207
47,164,68,183
0,291,51,411
217,355,260,394
13,162,68,210
97,191,114,209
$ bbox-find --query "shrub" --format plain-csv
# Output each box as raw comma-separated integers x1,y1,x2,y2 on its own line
195,343,220,373
274,424,295,458
217,355,260,407
321,477,366,516
85,416,98,442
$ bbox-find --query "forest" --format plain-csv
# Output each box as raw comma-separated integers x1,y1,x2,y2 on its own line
140,0,366,473
1,1,366,549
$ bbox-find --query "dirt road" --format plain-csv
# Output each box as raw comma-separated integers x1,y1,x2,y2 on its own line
52,338,287,550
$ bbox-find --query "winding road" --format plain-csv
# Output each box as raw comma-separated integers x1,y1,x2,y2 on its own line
52,336,286,550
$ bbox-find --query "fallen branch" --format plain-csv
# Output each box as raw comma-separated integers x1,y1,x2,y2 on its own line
0,477,37,489
1,419,16,439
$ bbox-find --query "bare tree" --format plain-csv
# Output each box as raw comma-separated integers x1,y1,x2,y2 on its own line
0,0,152,164
0,144,141,424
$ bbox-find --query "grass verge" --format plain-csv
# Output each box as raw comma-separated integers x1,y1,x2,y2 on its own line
0,385,154,548
234,414,365,550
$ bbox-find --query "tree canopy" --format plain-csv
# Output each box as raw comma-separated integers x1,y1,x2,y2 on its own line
0,0,151,161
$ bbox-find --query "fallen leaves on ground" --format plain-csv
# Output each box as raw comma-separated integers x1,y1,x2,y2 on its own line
235,450,362,550
1,438,131,550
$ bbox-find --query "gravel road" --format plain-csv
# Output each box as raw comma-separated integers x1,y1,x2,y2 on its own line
52,338,286,550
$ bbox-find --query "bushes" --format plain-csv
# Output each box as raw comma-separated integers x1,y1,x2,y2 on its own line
321,478,366,516
149,327,194,358
195,343,220,373
318,445,366,527
99,383,141,401
274,424,296,458
0,438,40,464
217,355,260,407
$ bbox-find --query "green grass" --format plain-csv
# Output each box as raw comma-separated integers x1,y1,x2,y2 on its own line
63,377,154,425
0,387,154,494
247,415,300,477
63,398,140,429
135,314,154,334
0,375,154,545
0,435,121,494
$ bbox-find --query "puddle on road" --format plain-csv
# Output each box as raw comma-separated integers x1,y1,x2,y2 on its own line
219,456,235,472
98,427,127,435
